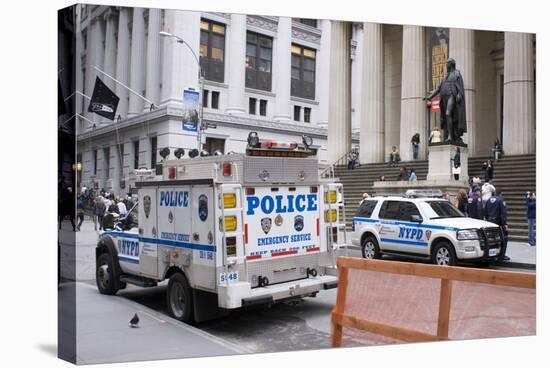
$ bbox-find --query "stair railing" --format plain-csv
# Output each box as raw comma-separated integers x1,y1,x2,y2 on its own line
320,150,356,180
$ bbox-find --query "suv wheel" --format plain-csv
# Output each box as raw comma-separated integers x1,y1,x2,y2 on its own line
432,241,457,266
361,235,381,259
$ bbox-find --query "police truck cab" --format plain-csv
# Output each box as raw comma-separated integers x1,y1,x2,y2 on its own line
95,133,343,323
351,190,504,265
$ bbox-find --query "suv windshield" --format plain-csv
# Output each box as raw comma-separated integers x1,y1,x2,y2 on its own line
426,200,464,219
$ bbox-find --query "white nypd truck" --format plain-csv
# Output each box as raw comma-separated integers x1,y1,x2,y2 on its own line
96,133,343,323
351,191,504,266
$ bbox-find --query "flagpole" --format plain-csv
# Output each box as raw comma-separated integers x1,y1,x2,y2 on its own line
93,65,156,108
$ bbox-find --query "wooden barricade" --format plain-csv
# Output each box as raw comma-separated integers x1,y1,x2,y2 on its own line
331,257,536,347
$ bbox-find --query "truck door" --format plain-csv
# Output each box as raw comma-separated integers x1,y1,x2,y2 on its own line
190,185,216,290
138,187,158,278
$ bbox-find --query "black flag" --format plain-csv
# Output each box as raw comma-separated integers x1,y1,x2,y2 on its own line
88,76,119,120
58,78,67,116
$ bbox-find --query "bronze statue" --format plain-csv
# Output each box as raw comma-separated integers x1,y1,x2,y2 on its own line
424,58,467,143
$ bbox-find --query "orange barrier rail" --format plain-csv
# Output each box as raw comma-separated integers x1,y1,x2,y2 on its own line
331,257,536,347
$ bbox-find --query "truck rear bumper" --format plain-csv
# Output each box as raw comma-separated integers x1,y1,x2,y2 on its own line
218,275,338,309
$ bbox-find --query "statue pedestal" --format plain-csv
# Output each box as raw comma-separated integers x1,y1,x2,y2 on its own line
371,143,469,199
427,143,469,183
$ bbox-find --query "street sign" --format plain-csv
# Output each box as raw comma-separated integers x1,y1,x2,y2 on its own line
431,97,440,112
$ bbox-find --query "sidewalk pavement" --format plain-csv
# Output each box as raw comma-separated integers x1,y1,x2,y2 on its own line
61,282,245,364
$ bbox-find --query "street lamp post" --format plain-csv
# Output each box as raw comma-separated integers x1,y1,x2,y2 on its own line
159,31,205,151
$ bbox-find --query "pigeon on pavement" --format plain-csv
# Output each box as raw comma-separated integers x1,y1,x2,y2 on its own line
129,313,139,328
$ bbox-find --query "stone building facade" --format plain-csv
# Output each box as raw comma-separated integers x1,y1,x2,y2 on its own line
72,4,535,196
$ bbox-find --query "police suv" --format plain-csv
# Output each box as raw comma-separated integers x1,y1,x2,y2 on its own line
95,133,343,323
351,191,504,265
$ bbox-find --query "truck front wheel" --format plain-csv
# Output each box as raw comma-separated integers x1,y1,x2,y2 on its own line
96,253,119,295
166,272,194,323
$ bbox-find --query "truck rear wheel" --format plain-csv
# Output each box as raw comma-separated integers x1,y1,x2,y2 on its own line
96,253,119,295
166,272,194,323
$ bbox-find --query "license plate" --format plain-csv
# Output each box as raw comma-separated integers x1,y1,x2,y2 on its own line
489,248,498,257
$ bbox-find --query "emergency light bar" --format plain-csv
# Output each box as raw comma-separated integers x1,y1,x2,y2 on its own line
405,189,444,198
246,131,316,157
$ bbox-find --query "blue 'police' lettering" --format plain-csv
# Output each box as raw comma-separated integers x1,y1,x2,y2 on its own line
246,193,318,215
159,191,189,207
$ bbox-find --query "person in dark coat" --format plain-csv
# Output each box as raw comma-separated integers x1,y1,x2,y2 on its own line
526,191,536,246
484,190,510,261
411,133,420,160
466,188,483,219
456,189,468,214
424,58,467,142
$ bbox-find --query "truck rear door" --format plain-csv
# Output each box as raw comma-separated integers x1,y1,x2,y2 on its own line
243,186,320,260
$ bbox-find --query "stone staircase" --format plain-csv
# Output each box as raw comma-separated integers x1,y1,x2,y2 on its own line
468,155,536,242
333,160,429,230
332,154,536,243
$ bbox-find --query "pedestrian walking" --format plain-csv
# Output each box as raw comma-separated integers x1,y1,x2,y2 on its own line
483,159,494,182
456,189,468,213
466,187,483,219
526,191,536,246
484,189,510,261
409,168,417,182
117,198,128,217
93,195,106,231
347,151,359,169
411,133,420,160
76,195,85,231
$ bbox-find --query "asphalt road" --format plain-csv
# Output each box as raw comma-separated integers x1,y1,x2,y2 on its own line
66,221,534,357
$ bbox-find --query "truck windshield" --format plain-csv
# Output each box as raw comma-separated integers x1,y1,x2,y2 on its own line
426,201,464,219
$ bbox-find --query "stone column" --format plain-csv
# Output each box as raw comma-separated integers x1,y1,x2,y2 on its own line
503,32,535,155
115,8,131,118
128,8,146,116
327,21,352,163
318,20,332,127
86,18,105,121
225,14,247,114
273,17,292,122
103,10,118,90
161,10,201,106
360,23,384,163
145,8,162,109
399,25,426,161
449,28,476,150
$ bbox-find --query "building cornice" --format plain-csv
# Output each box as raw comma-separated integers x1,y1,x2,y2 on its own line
247,15,278,34
77,105,360,144
291,21,321,45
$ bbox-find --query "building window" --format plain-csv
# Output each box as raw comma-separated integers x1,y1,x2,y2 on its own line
93,149,97,175
294,105,301,122
103,147,110,177
259,99,267,116
203,89,209,108
249,97,257,115
200,19,225,83
211,91,220,109
304,107,311,123
204,137,225,155
150,136,157,169
245,32,273,91
133,141,139,170
291,44,316,100
298,18,317,28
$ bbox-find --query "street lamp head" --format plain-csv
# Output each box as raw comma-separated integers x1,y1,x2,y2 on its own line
159,31,173,37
